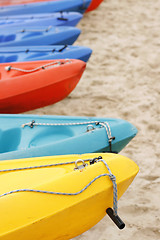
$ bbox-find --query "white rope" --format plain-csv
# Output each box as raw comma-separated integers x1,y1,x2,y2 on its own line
5,60,71,72
22,120,99,128
16,26,52,33
98,122,112,140
21,120,115,149
0,45,68,54
1,14,58,20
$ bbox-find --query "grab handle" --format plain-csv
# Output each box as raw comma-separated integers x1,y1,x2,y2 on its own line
106,208,125,229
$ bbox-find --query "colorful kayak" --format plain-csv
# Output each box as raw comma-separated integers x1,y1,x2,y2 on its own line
0,0,103,13
86,0,104,12
0,45,92,63
0,114,137,160
0,0,91,16
0,153,139,239
0,26,81,47
0,12,83,28
0,59,86,113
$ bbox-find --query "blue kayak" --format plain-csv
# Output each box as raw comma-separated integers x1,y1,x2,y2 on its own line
0,26,81,47
0,45,92,63
0,114,137,160
0,12,83,28
0,0,91,16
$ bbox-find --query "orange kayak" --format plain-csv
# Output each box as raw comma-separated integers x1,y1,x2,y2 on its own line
0,0,103,12
0,59,86,113
86,0,103,12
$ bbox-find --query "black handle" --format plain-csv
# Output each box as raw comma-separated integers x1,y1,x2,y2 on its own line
106,208,125,230
57,17,68,21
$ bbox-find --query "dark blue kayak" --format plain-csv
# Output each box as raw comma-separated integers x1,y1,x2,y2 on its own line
0,114,138,160
0,26,81,47
0,0,91,16
0,45,92,63
0,12,83,28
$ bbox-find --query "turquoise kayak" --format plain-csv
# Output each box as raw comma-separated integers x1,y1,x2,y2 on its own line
0,0,91,16
0,114,138,160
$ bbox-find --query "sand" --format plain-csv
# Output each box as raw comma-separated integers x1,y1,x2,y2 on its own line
28,0,160,239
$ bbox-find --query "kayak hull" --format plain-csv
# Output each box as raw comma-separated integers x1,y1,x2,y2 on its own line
86,0,104,12
0,115,137,160
0,60,86,113
0,45,92,63
0,26,81,47
0,12,83,28
0,0,92,15
0,0,103,12
0,153,139,240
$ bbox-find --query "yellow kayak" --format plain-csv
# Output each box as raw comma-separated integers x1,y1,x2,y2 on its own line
0,153,139,240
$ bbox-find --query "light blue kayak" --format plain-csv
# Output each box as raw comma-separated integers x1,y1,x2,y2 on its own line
0,0,91,16
0,26,81,47
0,45,92,63
0,114,138,160
0,12,83,28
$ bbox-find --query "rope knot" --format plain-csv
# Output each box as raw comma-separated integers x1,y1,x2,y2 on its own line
109,136,115,142
29,120,35,128
110,174,116,181
5,66,12,71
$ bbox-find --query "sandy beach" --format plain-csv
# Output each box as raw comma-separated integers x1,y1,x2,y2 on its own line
28,0,160,239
